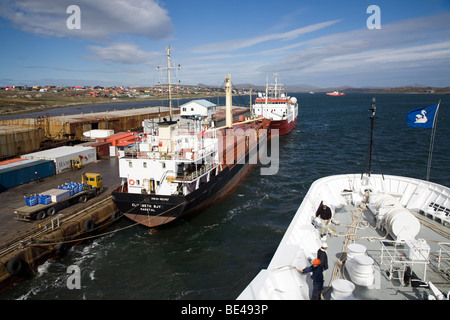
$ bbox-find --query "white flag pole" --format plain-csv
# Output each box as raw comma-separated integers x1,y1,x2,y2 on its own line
426,99,441,181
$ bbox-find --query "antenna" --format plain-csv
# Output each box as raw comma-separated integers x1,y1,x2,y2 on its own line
274,73,278,99
362,97,384,179
156,46,182,121
367,97,376,176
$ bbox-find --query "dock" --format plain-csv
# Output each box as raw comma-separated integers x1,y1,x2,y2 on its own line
0,156,122,292
0,106,175,159
0,104,250,293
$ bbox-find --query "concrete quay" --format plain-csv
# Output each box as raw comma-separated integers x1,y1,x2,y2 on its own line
0,157,122,292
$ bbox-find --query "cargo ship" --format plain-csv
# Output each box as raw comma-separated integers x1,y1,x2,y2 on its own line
112,73,271,228
252,74,298,136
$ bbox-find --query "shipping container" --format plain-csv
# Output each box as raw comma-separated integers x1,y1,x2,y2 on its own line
76,141,111,158
0,158,26,166
91,141,111,158
21,146,96,173
0,159,55,192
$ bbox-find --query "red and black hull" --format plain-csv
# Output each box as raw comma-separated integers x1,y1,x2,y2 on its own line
112,161,253,227
112,119,271,228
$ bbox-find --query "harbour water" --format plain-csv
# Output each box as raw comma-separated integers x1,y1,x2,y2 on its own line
1,93,449,300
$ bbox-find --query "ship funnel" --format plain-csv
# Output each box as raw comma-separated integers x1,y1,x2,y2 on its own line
225,74,233,128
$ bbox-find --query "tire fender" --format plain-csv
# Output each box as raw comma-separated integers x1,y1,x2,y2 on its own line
55,243,68,257
84,219,95,232
5,257,29,276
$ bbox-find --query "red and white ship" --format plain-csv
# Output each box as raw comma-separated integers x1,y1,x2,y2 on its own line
326,90,345,96
252,74,298,136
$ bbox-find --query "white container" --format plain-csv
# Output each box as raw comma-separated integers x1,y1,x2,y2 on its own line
22,146,96,173
43,188,71,203
331,279,355,300
110,146,117,157
405,239,430,261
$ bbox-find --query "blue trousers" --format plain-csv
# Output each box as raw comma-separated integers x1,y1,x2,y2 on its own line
312,282,324,300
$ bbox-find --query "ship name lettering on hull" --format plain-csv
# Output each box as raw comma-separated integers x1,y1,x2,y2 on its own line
132,203,163,212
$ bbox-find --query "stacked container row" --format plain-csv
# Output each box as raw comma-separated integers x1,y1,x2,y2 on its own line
0,159,55,192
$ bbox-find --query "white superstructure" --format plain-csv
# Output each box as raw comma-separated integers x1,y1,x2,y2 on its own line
118,117,219,196
238,173,450,300
252,74,298,123
238,102,450,300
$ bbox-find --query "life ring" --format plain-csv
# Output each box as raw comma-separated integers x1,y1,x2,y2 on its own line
166,176,175,183
84,219,95,232
111,210,121,221
129,179,135,186
6,257,29,276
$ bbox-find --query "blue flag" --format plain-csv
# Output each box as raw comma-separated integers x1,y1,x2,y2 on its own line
406,103,439,128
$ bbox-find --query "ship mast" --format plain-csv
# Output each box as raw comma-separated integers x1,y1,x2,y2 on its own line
265,75,268,105
367,97,376,176
157,46,181,121
225,74,233,128
362,97,384,179
274,73,278,99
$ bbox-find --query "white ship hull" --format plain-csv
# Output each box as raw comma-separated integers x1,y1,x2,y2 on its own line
238,173,450,300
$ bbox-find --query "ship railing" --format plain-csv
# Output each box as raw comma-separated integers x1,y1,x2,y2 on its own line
380,240,429,285
125,146,217,162
180,162,219,182
437,242,450,271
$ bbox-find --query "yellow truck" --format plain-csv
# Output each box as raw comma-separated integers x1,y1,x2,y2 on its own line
14,173,103,221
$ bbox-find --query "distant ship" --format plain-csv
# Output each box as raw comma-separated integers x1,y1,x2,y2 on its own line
112,53,271,228
252,74,298,136
326,90,345,96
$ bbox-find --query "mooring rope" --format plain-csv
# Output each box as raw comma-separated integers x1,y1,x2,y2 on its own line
31,198,188,246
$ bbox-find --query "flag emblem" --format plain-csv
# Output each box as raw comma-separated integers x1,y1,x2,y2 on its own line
406,104,439,128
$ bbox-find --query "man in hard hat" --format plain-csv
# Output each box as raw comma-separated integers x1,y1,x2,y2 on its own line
317,243,328,272
298,259,324,300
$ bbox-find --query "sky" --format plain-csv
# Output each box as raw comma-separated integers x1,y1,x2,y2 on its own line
0,0,449,88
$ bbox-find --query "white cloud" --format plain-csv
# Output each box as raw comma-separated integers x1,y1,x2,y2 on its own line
85,43,160,65
182,12,450,87
23,64,144,74
0,0,173,41
190,20,341,54
260,12,450,86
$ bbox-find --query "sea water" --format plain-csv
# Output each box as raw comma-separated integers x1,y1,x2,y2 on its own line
1,93,449,300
